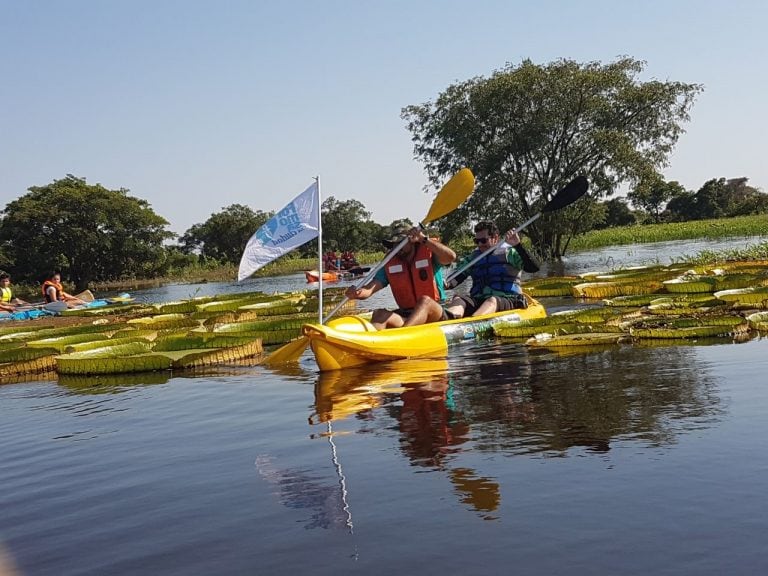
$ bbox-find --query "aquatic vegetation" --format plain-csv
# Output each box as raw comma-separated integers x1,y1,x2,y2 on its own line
570,215,768,252
4,259,768,382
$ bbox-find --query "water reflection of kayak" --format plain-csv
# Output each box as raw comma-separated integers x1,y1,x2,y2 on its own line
313,358,450,423
303,295,547,371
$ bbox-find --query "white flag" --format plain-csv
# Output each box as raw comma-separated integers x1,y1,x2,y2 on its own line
238,182,320,281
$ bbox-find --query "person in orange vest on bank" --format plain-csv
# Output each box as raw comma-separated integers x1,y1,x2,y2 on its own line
343,226,456,329
42,272,87,308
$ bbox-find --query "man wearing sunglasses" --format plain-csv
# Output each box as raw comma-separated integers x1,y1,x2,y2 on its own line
344,225,456,329
402,221,538,325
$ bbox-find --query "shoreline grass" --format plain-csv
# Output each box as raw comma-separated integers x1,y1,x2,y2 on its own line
569,213,768,252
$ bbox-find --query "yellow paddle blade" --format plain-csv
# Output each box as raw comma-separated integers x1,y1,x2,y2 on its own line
75,289,95,302
261,336,309,366
422,168,474,225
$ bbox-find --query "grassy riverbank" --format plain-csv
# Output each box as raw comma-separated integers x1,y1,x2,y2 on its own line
568,213,768,251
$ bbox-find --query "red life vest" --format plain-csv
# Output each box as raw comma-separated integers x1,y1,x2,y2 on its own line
42,280,63,303
384,243,440,309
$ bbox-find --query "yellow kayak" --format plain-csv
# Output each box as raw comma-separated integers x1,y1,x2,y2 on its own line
303,295,546,371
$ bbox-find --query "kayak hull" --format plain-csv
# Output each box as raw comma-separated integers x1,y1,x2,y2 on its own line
303,296,547,371
305,270,340,283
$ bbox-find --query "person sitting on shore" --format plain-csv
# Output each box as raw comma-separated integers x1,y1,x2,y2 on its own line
42,272,87,308
0,272,29,312
344,226,456,329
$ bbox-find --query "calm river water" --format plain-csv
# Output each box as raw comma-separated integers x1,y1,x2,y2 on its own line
2,238,767,576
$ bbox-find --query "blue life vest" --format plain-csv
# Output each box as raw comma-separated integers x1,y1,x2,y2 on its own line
468,249,521,298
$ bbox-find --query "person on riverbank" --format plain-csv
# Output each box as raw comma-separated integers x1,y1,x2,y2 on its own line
42,272,87,307
402,221,539,325
0,272,29,311
344,226,456,329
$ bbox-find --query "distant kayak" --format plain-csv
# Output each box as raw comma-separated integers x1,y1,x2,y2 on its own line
0,292,134,321
304,270,340,283
305,267,371,283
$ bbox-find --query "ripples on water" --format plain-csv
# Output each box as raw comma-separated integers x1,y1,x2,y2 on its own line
2,238,768,575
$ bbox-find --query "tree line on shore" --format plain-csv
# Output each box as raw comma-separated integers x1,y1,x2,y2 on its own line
2,57,766,290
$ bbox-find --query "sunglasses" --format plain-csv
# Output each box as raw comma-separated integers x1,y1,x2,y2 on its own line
473,237,490,245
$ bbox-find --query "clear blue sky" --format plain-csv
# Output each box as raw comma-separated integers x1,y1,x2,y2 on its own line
1,0,765,235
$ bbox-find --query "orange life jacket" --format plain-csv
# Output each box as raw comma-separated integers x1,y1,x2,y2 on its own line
384,243,440,309
42,280,63,303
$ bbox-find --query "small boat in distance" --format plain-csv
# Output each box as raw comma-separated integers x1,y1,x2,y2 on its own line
304,267,371,283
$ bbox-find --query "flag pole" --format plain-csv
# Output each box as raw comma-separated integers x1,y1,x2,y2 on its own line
316,176,323,323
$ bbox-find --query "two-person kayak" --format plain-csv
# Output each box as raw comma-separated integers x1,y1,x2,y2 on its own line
302,295,546,371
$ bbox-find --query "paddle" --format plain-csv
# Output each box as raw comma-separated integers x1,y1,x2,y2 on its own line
444,176,589,285
262,167,476,366
345,266,370,276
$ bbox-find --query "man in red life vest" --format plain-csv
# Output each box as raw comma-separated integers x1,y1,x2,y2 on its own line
402,220,539,325
344,226,456,330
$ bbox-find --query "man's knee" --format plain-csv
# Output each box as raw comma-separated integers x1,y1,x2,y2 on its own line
415,294,437,309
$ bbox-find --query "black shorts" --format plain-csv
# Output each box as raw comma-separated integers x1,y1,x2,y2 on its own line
444,295,479,317
445,294,527,316
393,307,414,319
395,306,454,322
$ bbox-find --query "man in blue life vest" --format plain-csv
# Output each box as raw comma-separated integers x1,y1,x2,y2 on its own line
0,272,29,312
402,220,539,325
344,226,456,330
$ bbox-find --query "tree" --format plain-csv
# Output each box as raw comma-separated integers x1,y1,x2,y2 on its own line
628,178,687,223
595,198,637,229
402,57,702,258
320,197,377,252
664,177,768,221
180,204,273,264
0,175,173,290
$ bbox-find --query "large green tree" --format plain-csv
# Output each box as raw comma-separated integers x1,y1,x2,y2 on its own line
180,204,273,264
665,177,768,221
628,177,688,223
595,198,637,229
402,57,702,258
0,175,173,289
320,197,379,252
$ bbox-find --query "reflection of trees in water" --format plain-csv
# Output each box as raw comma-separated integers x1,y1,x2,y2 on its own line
450,342,724,455
255,454,349,531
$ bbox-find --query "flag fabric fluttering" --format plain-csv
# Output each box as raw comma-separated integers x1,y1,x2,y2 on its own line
238,182,320,281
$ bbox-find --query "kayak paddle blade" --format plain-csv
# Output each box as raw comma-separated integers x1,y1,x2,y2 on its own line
43,301,69,313
422,168,475,224
543,176,589,213
261,336,309,366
